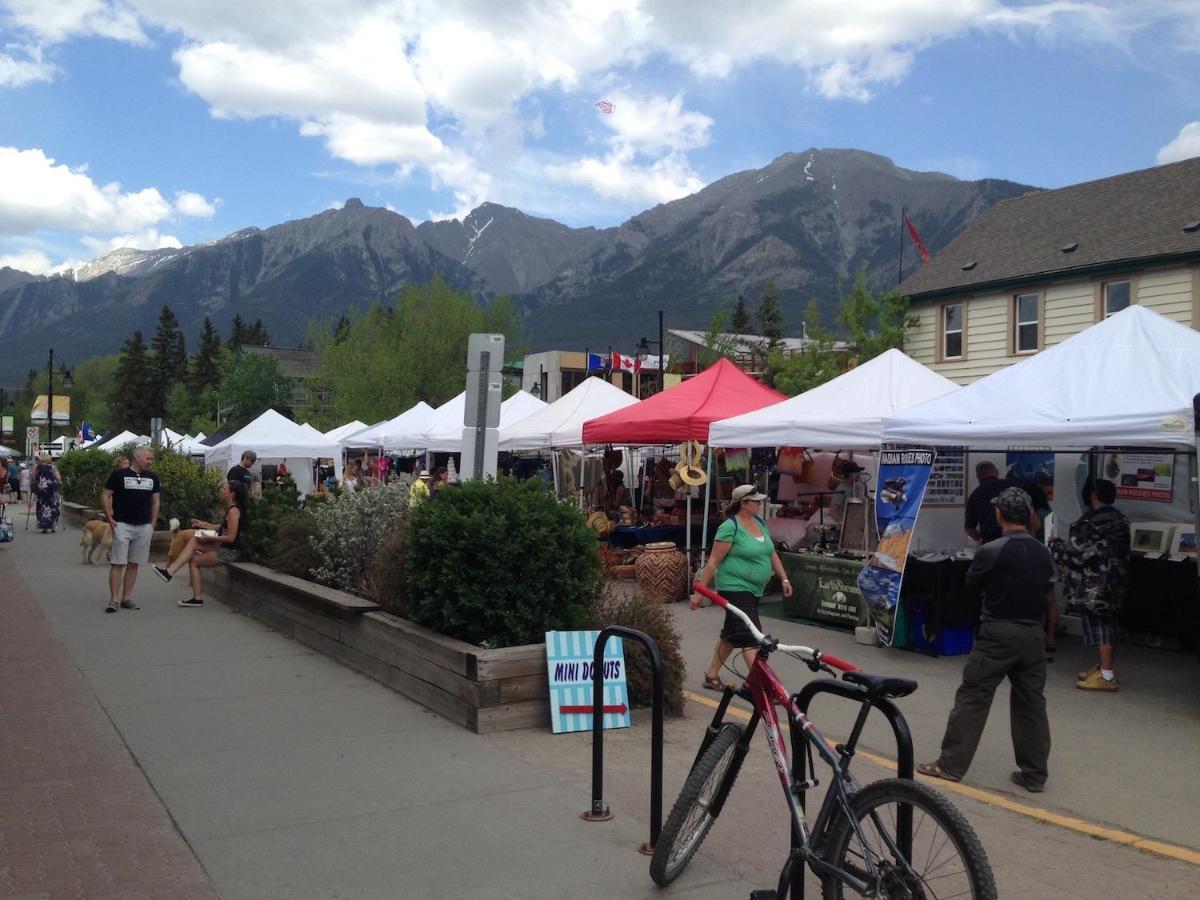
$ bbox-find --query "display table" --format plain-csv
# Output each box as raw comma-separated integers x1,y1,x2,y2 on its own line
1121,555,1200,647
608,521,711,550
781,553,869,628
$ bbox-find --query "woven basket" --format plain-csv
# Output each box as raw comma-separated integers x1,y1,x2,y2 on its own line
635,541,688,603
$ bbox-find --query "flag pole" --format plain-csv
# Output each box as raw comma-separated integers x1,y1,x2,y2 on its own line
898,206,904,286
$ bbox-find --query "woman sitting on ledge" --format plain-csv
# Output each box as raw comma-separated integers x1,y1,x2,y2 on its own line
153,480,248,608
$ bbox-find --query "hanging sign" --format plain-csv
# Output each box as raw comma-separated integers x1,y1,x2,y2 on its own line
545,630,631,734
857,449,935,646
1102,451,1175,503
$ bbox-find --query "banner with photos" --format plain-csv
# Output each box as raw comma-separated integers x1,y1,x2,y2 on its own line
857,449,935,646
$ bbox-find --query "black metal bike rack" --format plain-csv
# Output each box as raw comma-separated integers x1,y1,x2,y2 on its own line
784,679,916,899
581,625,664,855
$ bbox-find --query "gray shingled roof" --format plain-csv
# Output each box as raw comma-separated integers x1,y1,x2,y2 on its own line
899,156,1200,299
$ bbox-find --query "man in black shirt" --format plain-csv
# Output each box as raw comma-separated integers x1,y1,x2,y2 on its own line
963,461,1015,544
920,487,1054,793
100,445,161,614
227,450,256,489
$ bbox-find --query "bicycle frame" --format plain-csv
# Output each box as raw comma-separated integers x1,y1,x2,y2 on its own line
691,584,916,898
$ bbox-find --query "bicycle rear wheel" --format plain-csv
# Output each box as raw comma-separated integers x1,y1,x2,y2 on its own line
821,778,996,899
649,722,745,887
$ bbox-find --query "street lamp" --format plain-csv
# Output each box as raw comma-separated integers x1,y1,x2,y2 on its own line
636,310,666,395
45,348,73,446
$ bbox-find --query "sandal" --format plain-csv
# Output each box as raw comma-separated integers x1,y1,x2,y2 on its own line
105,601,119,614
702,674,729,692
917,761,961,783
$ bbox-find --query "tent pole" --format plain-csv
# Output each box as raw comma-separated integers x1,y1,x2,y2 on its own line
700,446,715,569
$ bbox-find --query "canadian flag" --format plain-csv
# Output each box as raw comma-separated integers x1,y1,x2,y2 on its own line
612,352,641,373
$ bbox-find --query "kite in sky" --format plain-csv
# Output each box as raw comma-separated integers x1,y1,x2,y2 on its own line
595,99,614,114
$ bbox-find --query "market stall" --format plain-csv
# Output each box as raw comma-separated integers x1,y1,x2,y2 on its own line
205,409,342,496
423,390,546,452
324,420,369,444
882,306,1200,648
498,377,638,451
345,403,433,451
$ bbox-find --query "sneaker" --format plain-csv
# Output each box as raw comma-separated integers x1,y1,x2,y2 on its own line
152,565,172,583
119,599,140,610
1010,770,1045,793
105,602,118,614
178,598,204,608
1076,670,1117,692
1077,664,1100,681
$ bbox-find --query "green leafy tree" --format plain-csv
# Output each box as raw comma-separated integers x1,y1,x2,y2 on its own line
218,349,294,430
189,317,223,394
110,330,155,432
730,293,752,335
150,305,188,416
769,269,919,396
315,276,523,423
696,307,740,369
68,355,120,434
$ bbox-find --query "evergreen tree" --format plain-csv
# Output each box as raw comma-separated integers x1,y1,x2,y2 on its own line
245,318,270,346
730,293,752,335
111,331,155,431
757,279,784,352
227,314,247,348
150,306,188,415
189,317,223,394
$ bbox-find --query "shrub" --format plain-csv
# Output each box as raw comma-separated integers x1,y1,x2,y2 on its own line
407,477,599,648
364,521,412,615
265,513,322,580
153,449,223,527
242,477,308,563
591,586,687,716
57,449,116,507
311,483,410,596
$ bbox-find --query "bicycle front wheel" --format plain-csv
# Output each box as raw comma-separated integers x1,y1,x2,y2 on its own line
821,778,996,900
649,722,745,887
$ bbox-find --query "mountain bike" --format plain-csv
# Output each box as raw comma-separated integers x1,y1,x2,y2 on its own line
650,584,996,899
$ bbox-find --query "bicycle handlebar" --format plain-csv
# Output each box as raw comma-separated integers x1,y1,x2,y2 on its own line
691,583,859,673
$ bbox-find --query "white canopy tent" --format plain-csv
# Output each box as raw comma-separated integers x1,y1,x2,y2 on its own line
205,409,342,495
96,430,148,451
709,349,961,449
173,434,209,456
347,403,434,451
324,420,369,444
882,306,1200,449
423,391,546,452
0,445,17,457
499,377,639,451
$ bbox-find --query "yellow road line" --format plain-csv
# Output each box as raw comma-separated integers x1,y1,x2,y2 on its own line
681,690,1200,867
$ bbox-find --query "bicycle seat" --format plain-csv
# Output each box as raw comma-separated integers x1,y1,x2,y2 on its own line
841,670,918,699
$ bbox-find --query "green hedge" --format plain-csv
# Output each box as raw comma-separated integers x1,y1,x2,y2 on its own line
57,446,220,527
407,477,599,648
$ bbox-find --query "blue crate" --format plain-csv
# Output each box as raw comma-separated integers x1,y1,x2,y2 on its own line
908,604,974,656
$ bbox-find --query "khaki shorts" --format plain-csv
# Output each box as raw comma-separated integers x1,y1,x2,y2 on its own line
111,522,153,566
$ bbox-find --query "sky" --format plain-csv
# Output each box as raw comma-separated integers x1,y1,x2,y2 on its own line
0,0,1198,276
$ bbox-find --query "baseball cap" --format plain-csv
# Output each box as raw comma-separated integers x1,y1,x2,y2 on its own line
732,484,767,503
991,486,1032,522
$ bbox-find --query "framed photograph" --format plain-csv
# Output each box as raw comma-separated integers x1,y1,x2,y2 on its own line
1170,529,1197,555
1129,522,1176,554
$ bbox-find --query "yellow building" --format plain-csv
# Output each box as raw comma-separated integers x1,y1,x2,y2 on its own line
900,157,1200,384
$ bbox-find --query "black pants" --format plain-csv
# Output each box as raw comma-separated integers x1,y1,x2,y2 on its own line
937,620,1050,785
718,590,763,649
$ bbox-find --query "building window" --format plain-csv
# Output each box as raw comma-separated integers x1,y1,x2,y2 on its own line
1102,280,1131,317
941,303,964,359
560,368,587,394
1014,293,1039,353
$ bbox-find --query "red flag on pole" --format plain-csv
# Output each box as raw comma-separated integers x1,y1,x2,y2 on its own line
904,213,930,262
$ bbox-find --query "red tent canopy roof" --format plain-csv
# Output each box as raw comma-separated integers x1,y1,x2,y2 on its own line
582,358,785,444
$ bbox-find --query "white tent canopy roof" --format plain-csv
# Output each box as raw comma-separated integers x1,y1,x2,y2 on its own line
95,430,147,451
205,409,342,466
324,420,368,443
709,349,960,449
423,391,547,451
882,305,1200,449
499,377,639,450
347,402,435,451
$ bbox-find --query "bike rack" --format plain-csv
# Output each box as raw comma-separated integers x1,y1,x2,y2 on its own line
784,680,916,899
581,625,665,856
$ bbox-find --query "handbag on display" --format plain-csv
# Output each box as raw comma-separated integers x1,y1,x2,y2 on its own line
777,446,810,478
828,451,856,490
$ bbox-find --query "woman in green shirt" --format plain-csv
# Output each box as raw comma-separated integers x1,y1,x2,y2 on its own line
690,484,793,691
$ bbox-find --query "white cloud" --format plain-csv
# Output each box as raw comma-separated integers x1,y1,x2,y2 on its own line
174,190,218,218
0,247,53,273
0,45,55,87
82,228,182,254
599,92,713,155
547,148,705,206
3,0,147,44
1156,122,1200,164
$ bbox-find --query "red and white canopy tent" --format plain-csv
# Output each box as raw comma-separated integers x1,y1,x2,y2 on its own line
582,358,785,558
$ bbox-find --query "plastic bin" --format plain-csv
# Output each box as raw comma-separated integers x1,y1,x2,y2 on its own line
908,603,973,656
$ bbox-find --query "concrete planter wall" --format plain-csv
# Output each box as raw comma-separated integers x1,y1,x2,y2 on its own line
205,563,550,733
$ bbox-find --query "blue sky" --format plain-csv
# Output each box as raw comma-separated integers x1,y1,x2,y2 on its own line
0,1,1197,275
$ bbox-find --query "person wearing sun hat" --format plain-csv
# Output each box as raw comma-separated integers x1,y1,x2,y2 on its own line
689,483,793,692
410,470,432,506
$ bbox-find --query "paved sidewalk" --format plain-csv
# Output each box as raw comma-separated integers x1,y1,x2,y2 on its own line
0,546,217,898
1,530,751,898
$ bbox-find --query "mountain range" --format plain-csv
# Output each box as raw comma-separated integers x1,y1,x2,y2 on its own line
0,148,1035,382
